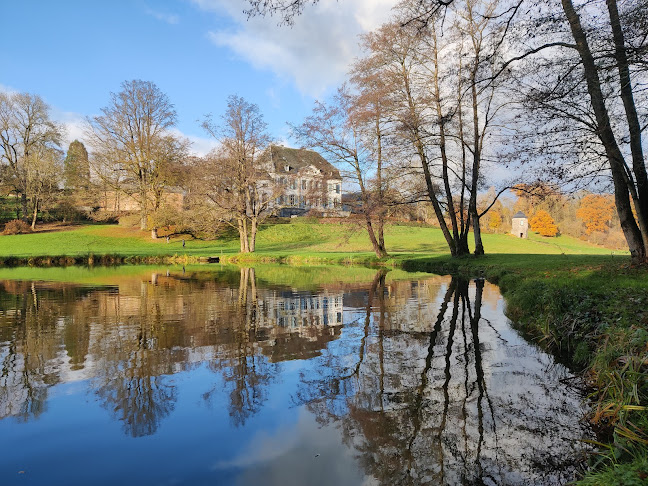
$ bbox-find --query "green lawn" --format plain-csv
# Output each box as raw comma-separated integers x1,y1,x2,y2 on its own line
0,220,617,260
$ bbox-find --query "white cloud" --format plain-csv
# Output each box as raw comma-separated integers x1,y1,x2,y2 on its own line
169,128,220,157
52,110,87,148
48,110,216,157
144,6,180,25
0,83,18,95
192,0,398,96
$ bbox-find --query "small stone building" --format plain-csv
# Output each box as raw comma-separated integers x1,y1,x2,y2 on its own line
511,211,529,238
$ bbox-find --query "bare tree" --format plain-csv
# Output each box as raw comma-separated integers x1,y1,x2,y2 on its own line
201,95,273,253
291,86,389,258
25,145,63,228
357,21,463,254
86,80,188,233
245,0,648,261
0,92,62,222
503,0,648,262
244,0,452,24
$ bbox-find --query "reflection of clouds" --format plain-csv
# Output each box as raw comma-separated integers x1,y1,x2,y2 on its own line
212,423,300,470
214,409,374,486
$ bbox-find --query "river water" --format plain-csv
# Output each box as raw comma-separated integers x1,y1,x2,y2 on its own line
0,266,591,485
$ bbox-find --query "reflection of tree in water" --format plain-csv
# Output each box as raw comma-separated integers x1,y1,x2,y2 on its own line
93,333,179,438
0,282,93,422
0,267,346,433
204,268,276,427
91,281,189,438
0,267,587,480
297,274,590,485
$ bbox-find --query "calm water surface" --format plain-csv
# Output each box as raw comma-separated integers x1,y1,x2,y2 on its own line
0,266,591,485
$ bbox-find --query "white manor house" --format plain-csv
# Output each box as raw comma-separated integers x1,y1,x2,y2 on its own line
266,145,347,217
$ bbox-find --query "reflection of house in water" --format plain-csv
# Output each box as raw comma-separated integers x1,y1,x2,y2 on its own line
87,276,346,362
263,291,343,330
246,290,345,363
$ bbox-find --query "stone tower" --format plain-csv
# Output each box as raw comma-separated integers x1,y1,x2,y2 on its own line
511,211,528,238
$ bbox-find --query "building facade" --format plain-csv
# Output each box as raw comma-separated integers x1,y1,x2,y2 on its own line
511,211,529,238
266,146,347,217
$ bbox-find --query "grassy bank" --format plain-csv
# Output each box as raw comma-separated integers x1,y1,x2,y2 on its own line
0,220,615,261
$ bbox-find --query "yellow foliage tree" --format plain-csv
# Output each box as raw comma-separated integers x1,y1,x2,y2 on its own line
576,194,615,234
529,210,558,237
488,210,502,231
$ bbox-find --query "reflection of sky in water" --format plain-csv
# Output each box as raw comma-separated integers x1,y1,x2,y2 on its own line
0,270,591,485
215,409,371,486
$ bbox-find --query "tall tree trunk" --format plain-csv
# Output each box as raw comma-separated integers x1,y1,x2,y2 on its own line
419,149,460,256
238,217,249,253
354,151,388,258
432,28,461,247
605,0,648,253
375,118,386,253
472,212,484,256
139,188,148,231
365,217,387,258
470,74,484,256
561,0,646,262
457,66,470,246
401,61,458,256
31,199,38,229
20,192,28,222
249,217,257,252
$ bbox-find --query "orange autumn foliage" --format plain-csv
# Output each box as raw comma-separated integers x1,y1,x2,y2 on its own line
488,210,502,231
576,194,615,235
529,210,558,237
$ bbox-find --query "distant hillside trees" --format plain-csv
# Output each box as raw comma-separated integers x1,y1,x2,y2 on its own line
86,80,188,233
0,92,63,225
576,195,616,235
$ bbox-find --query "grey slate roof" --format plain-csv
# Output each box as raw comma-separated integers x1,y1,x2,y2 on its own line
512,211,527,219
269,146,341,179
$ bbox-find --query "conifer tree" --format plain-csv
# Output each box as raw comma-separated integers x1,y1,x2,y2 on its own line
63,140,90,191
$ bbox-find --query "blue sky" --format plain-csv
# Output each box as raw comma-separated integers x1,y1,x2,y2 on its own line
1,0,397,155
